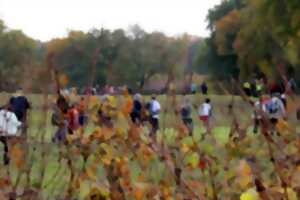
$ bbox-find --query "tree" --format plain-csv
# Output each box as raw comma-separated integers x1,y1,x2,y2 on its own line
0,20,38,91
45,26,194,91
195,0,242,85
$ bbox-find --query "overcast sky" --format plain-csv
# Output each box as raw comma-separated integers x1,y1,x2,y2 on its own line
0,0,221,41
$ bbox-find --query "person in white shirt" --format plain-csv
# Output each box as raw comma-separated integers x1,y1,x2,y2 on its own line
149,95,161,137
198,98,212,134
0,109,22,136
265,93,286,134
0,103,22,165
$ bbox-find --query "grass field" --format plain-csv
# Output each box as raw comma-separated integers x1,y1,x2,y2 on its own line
0,93,299,199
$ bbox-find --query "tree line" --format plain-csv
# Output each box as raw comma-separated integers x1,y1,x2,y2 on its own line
1,0,300,93
0,21,201,92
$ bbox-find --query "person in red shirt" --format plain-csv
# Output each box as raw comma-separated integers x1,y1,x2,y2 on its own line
68,103,80,134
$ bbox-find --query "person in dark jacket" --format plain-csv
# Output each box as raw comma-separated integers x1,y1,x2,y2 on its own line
180,96,193,136
9,89,31,137
201,82,208,95
9,89,30,122
52,95,69,144
130,94,143,125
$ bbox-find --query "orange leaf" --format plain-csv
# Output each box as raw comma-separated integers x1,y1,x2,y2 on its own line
134,187,144,200
58,73,69,88
11,145,25,169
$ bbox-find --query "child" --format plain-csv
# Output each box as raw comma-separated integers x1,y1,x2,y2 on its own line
198,98,212,134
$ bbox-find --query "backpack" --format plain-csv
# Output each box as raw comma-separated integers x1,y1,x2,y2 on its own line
181,107,190,118
51,112,61,126
266,100,279,114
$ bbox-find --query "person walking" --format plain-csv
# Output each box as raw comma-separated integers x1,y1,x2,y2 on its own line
191,83,197,94
67,103,80,134
130,94,143,125
9,88,30,137
180,96,194,136
198,98,213,134
265,93,286,135
201,82,208,95
149,95,161,137
52,96,69,144
252,95,268,134
0,102,22,165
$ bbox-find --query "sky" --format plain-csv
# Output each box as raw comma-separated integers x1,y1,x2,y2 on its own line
0,0,221,41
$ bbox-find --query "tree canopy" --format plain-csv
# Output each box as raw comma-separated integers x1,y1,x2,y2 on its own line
46,25,195,91
196,0,300,85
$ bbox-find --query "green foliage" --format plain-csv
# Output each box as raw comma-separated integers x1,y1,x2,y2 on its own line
206,0,244,32
0,20,40,91
201,0,300,82
46,25,192,89
0,20,195,91
196,38,239,82
195,0,242,86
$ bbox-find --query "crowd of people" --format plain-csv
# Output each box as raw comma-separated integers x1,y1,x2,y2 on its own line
0,78,296,165
49,86,215,145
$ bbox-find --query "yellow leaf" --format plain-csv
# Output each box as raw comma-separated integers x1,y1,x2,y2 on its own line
236,160,252,189
184,152,199,169
88,95,99,110
122,96,133,116
240,188,259,200
287,188,297,200
237,176,252,189
86,165,97,181
270,187,297,200
238,160,252,176
81,137,91,145
102,127,114,141
181,143,190,154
